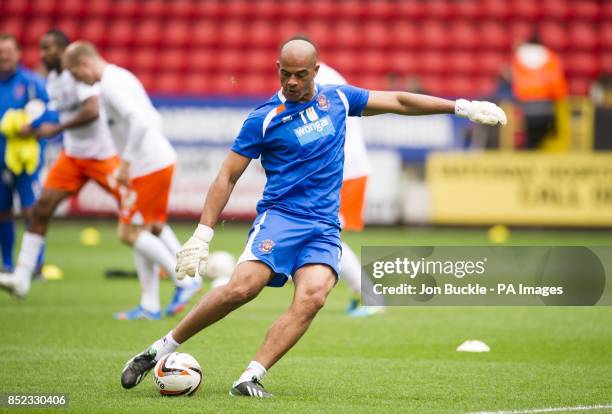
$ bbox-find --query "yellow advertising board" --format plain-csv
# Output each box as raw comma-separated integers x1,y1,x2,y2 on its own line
427,152,612,227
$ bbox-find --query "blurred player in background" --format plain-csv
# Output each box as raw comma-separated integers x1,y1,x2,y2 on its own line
512,33,567,149
5,40,201,320
0,30,120,298
0,33,56,275
119,39,506,398
315,60,384,317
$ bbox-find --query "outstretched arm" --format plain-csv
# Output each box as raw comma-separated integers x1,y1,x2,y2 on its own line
362,90,507,126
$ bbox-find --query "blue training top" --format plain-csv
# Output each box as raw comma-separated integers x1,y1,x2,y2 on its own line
231,83,369,227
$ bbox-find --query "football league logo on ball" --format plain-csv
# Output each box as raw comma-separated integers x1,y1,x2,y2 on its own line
259,239,275,253
317,94,329,111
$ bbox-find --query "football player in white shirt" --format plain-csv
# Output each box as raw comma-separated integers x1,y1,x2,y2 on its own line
315,61,384,317
60,41,201,319
0,29,120,297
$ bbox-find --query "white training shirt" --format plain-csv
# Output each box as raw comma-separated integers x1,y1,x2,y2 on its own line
46,69,116,159
100,64,176,178
315,62,370,180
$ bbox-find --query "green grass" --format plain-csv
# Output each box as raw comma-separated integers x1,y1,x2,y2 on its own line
0,220,611,413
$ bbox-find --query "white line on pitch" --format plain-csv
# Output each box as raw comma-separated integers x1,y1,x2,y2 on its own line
468,404,612,414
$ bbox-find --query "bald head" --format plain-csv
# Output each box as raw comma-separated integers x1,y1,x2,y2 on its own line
277,39,319,103
64,41,100,66
279,39,318,67
63,41,105,85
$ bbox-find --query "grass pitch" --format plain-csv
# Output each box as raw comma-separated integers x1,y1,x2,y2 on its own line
0,220,611,413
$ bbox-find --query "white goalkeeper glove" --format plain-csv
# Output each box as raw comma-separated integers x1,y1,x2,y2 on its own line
175,224,214,280
455,99,507,126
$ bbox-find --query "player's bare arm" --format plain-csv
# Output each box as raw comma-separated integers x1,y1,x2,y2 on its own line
200,151,252,228
36,96,100,138
363,90,507,126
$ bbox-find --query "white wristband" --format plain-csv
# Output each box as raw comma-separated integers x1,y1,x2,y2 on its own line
194,224,214,242
454,99,470,118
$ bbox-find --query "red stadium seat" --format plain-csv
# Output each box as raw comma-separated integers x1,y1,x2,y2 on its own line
140,0,166,19
246,20,279,49
29,0,57,18
419,51,447,74
130,48,160,73
110,0,139,19
478,51,508,75
190,50,217,73
103,48,131,68
481,0,510,20
277,21,305,45
454,0,481,20
105,19,134,47
567,22,599,51
564,51,601,77
325,50,359,75
0,18,24,42
208,73,241,95
509,21,535,47
353,74,385,91
335,0,366,20
424,0,451,20
245,50,276,74
540,21,568,51
388,51,420,75
54,20,80,42
193,1,224,19
23,18,53,47
152,71,182,94
239,73,275,96
83,0,111,18
283,0,311,19
3,0,29,17
183,73,213,95
449,22,479,49
368,1,394,20
134,20,162,47
361,50,389,75
166,0,196,19
220,20,248,48
21,47,41,70
394,0,423,19
304,20,334,49
191,21,220,48
163,20,192,48
158,49,189,73
252,0,282,19
446,76,478,98
568,1,600,20
601,23,612,49
603,3,612,20
217,49,244,73
330,21,363,50
135,71,155,92
225,0,252,19
79,18,107,45
389,21,419,49
540,0,569,21
480,22,510,50
476,76,497,98
511,0,540,20
421,75,447,96
421,21,449,49
448,51,478,75
362,21,391,50
309,1,335,19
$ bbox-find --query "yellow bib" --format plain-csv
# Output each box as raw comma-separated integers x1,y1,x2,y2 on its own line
1,109,40,175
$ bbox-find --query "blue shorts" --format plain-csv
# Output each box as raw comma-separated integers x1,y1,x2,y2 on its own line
0,167,42,212
237,209,342,287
